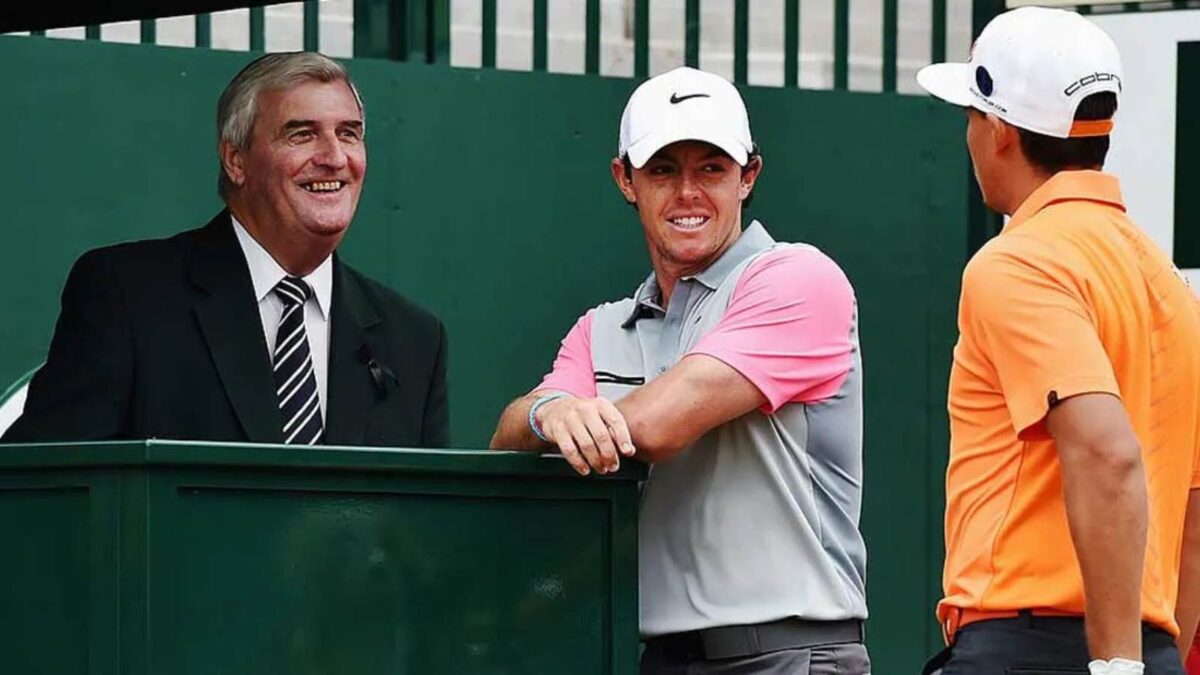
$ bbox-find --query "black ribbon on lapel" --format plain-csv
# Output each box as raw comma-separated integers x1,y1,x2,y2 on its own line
357,344,399,399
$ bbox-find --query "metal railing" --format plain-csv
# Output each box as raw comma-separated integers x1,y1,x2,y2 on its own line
13,0,1200,93
438,0,952,93
28,5,312,50
13,0,986,94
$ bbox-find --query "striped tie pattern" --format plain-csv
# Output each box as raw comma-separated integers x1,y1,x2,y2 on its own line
272,277,323,445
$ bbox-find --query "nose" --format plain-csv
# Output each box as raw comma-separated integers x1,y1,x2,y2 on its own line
677,169,702,200
312,133,348,170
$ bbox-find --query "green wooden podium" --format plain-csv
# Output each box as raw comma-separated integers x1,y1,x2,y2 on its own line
0,441,645,674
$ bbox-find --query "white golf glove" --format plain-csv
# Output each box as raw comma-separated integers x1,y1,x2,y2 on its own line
1088,658,1145,675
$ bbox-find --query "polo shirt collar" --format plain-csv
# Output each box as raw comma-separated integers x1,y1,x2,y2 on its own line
621,220,775,327
620,274,663,328
691,220,775,290
1005,170,1125,234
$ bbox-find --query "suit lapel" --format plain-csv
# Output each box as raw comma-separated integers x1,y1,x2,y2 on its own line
324,258,382,446
188,212,285,444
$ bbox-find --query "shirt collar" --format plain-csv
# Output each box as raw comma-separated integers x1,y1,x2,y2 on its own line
621,220,775,327
230,214,333,320
1005,170,1125,234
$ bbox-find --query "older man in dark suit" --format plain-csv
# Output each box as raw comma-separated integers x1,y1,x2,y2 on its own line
2,52,448,447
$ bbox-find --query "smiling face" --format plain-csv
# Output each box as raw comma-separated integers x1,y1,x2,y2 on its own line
612,140,761,285
221,78,365,272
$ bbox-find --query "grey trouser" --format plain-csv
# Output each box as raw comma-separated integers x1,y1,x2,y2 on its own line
640,643,871,675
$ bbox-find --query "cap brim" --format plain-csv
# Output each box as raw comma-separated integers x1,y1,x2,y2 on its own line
626,128,750,169
916,62,975,107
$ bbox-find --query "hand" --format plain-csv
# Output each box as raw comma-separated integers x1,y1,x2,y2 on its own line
1088,658,1144,675
537,396,636,476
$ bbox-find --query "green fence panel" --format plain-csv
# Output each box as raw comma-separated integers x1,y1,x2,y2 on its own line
0,36,968,672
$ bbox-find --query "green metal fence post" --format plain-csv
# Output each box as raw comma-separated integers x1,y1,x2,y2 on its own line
784,0,799,87
533,0,548,71
431,0,450,64
140,19,156,45
734,0,749,84
834,0,850,89
353,0,392,59
402,0,429,62
195,13,211,48
482,0,496,68
249,6,264,51
586,0,600,74
634,0,649,78
883,0,898,92
684,0,699,68
932,0,946,63
304,0,319,51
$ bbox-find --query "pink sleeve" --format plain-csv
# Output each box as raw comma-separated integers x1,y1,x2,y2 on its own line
534,308,597,399
688,247,855,412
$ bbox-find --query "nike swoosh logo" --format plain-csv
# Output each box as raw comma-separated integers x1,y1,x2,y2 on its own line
670,93,711,104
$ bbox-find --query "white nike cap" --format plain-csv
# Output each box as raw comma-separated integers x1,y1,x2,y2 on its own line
618,66,755,168
917,6,1122,139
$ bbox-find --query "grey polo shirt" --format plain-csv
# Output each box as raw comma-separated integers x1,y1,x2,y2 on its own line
587,221,868,637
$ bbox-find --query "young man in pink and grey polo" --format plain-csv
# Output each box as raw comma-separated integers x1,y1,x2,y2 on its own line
490,67,870,675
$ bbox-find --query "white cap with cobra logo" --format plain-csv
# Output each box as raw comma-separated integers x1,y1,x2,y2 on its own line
917,6,1123,139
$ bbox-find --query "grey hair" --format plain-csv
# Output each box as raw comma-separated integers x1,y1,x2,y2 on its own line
216,52,365,201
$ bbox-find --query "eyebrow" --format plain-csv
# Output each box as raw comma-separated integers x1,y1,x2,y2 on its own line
647,147,731,163
281,119,364,133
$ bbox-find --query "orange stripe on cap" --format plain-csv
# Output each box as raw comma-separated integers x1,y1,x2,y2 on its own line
1069,119,1114,137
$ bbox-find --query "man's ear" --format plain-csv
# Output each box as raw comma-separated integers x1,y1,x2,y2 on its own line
220,140,247,188
739,155,763,202
990,114,1019,156
611,157,637,204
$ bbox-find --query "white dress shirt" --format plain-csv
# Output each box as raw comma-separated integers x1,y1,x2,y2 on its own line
231,216,332,419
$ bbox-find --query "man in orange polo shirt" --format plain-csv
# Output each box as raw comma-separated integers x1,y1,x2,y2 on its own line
917,7,1200,675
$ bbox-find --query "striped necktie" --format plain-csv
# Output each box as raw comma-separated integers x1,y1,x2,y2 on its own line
272,277,323,445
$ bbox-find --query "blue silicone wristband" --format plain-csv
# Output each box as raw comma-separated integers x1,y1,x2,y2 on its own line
529,392,571,442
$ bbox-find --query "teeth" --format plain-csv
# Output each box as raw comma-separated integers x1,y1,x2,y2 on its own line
670,216,707,228
303,181,343,193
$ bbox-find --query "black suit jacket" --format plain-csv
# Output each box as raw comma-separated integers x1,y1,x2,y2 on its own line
2,212,449,447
